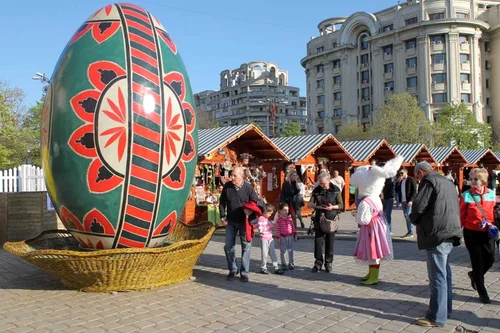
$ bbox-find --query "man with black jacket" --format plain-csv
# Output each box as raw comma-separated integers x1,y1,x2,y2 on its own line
396,168,417,238
410,162,462,328
219,167,259,282
381,177,395,233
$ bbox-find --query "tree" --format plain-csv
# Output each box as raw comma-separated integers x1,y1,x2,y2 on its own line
370,93,436,146
335,121,370,141
195,108,218,130
280,122,302,137
435,103,492,149
19,97,44,167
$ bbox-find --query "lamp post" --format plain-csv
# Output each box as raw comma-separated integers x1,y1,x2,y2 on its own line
259,98,288,137
32,72,50,93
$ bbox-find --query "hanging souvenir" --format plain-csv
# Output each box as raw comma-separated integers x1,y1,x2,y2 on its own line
214,164,221,177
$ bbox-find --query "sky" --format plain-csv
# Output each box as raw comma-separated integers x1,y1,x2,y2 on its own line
0,0,397,108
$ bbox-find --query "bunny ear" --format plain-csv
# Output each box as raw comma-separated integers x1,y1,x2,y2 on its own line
381,155,404,178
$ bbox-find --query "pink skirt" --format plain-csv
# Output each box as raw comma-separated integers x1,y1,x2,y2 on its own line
353,215,391,262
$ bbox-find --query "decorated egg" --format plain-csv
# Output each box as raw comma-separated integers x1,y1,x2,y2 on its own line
41,3,197,249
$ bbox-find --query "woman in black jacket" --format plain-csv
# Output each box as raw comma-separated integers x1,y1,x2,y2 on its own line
280,171,303,228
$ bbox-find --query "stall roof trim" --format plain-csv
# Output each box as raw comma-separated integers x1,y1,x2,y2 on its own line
271,134,353,163
460,149,500,165
198,124,289,161
391,144,429,163
429,147,456,164
496,152,500,160
340,139,391,162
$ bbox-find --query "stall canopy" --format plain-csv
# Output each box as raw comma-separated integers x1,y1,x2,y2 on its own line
460,149,500,167
271,134,353,164
391,144,436,166
198,124,289,162
341,139,396,165
495,151,500,161
428,147,467,166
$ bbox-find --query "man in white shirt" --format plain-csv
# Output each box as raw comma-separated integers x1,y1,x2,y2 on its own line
331,170,345,191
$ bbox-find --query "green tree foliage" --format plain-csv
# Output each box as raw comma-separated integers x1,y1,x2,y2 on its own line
370,93,437,146
196,109,219,130
335,122,370,141
434,103,492,149
280,122,302,137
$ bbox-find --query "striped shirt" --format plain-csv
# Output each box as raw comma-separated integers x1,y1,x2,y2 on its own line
257,216,274,240
275,216,296,238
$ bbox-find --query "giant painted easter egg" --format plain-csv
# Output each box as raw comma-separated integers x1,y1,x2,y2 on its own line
41,3,197,249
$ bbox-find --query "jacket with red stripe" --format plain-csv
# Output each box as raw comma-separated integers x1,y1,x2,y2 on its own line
460,187,496,232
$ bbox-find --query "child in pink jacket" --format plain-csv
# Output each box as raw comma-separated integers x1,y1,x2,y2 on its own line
275,203,298,270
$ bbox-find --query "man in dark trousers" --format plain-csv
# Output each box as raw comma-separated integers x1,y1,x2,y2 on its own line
410,162,462,328
219,166,259,282
396,168,417,238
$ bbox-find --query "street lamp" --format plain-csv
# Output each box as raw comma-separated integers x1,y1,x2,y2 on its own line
32,72,50,93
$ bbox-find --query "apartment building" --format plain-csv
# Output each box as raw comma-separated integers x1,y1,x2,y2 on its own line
301,0,500,138
194,62,307,137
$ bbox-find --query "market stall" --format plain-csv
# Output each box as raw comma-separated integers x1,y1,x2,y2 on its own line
341,139,396,209
182,124,289,224
429,146,467,192
271,134,354,215
391,144,437,176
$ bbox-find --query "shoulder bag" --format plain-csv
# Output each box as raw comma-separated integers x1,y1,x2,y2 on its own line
472,193,500,241
319,212,339,234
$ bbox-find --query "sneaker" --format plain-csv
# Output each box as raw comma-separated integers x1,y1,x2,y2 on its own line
325,263,332,273
227,271,237,281
311,266,321,273
468,271,477,291
240,275,249,283
274,268,285,275
402,233,414,239
260,269,270,275
281,264,288,271
288,263,295,270
414,318,444,328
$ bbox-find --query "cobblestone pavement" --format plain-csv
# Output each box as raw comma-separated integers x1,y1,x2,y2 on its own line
1,210,499,333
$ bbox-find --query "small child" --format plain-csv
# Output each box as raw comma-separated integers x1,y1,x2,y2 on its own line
257,204,283,275
275,203,298,270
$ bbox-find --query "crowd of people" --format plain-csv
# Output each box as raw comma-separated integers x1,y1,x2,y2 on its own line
218,160,500,328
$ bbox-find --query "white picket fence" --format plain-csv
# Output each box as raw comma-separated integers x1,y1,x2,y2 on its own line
0,164,46,192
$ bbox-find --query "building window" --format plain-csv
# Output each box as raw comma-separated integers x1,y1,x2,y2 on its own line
487,98,490,105
384,81,394,91
407,77,417,87
334,109,342,117
432,73,447,84
432,93,448,103
383,24,393,32
361,36,369,50
317,95,325,104
431,53,446,64
318,126,324,134
460,54,470,63
361,71,369,82
384,63,393,73
383,45,393,55
362,88,370,100
459,35,470,44
334,92,342,101
485,60,490,69
406,39,417,49
317,79,324,88
362,105,371,118
485,42,491,51
334,75,341,84
461,74,470,83
317,46,324,53
430,35,445,44
405,17,418,26
456,12,469,19
406,57,417,68
486,79,489,88
333,59,341,68
461,94,471,103
335,124,341,133
318,111,325,118
429,12,445,20
360,54,369,64
317,64,324,73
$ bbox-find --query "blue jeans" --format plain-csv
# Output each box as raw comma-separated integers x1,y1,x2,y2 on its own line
426,242,453,325
401,202,413,234
224,221,252,276
382,198,394,232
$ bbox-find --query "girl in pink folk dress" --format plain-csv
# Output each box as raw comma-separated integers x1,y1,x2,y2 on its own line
351,156,403,285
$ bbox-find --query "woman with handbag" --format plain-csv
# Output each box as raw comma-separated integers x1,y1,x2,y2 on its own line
308,172,343,273
460,168,498,304
280,171,303,229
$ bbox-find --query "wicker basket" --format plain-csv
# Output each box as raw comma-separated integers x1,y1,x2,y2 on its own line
3,221,216,292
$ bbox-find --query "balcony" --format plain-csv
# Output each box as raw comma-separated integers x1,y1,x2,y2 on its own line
361,97,370,103
406,46,416,56
432,62,445,71
431,42,444,52
407,86,417,95
384,88,394,97
317,103,325,110
461,81,471,91
360,63,369,70
316,71,324,79
333,99,341,107
333,66,341,75
361,79,370,87
460,43,470,53
461,62,470,72
317,87,324,94
383,52,393,62
407,66,417,75
333,83,341,91
384,71,393,80
432,82,446,91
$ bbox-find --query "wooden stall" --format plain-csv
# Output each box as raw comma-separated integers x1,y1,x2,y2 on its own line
461,149,500,188
182,124,289,224
271,134,354,215
341,139,397,209
391,144,437,176
428,146,467,192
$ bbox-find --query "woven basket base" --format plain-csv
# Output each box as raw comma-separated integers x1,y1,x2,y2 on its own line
3,221,215,292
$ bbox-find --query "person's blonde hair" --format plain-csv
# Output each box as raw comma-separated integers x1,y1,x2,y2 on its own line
287,170,298,181
470,168,488,185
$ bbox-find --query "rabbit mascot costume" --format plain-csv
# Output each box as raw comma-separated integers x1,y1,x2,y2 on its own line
351,155,404,285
